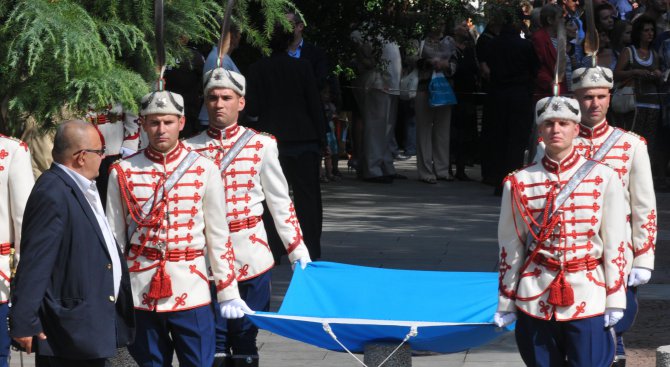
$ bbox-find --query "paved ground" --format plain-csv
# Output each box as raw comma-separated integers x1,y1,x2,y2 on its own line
9,158,670,366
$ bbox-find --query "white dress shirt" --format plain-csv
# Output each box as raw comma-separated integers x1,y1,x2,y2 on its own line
55,163,122,297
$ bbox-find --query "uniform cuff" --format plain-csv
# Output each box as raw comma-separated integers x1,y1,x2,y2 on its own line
632,255,655,271
497,297,516,313
217,284,241,303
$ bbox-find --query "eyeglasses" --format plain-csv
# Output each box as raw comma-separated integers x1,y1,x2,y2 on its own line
73,147,106,157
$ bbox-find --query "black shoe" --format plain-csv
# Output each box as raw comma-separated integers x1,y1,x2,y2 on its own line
455,172,472,181
391,173,408,179
213,353,233,367
612,356,626,367
363,176,393,183
394,153,411,161
232,355,259,367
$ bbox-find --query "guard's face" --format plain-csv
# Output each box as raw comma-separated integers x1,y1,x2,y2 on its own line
575,87,610,126
205,88,245,129
540,119,579,156
141,114,185,153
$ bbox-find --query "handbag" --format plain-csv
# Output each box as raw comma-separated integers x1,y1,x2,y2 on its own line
611,46,636,114
399,69,418,100
611,84,635,114
428,71,457,107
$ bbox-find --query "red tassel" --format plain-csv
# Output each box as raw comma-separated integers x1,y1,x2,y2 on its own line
561,276,574,306
148,265,173,300
547,278,563,306
547,271,574,307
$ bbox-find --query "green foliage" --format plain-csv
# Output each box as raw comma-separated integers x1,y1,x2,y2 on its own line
0,0,300,136
0,0,495,135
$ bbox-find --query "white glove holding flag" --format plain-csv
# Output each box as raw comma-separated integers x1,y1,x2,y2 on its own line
604,308,624,327
219,298,253,319
493,311,517,327
292,256,312,271
628,267,652,287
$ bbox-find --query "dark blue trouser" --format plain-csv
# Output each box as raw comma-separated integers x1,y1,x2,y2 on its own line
212,271,271,356
515,311,616,367
0,303,9,367
614,287,639,356
129,305,215,367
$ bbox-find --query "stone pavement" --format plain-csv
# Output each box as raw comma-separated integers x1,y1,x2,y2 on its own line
9,158,670,366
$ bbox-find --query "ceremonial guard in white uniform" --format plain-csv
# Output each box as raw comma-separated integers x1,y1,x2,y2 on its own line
495,96,628,366
106,86,251,366
0,134,34,367
184,67,311,366
572,66,655,366
85,103,146,208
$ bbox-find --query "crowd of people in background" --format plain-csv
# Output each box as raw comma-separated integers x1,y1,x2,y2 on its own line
164,0,670,196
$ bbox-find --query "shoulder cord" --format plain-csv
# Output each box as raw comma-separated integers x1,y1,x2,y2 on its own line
112,164,168,260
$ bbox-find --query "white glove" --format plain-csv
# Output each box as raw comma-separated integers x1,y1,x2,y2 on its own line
493,311,517,327
219,298,253,319
604,308,624,327
292,256,312,271
119,147,136,158
628,267,652,287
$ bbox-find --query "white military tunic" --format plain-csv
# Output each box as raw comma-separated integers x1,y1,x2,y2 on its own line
498,148,628,320
0,135,34,302
575,120,656,271
106,142,240,311
86,104,148,155
534,120,656,272
184,124,310,281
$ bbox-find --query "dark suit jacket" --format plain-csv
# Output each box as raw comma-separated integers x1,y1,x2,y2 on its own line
300,41,329,92
10,164,134,359
245,52,326,149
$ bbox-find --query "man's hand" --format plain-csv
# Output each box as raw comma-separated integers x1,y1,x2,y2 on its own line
12,332,47,354
219,298,253,319
628,267,652,287
493,311,517,328
292,256,312,271
604,308,625,328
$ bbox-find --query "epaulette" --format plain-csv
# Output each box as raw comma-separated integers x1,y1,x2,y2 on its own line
622,129,647,144
505,168,522,179
0,134,23,144
259,131,276,140
0,134,29,151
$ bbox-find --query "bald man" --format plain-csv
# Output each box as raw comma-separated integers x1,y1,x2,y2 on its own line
10,120,134,367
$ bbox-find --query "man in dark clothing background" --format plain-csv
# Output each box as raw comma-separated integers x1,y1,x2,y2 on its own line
482,20,539,196
245,26,326,261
